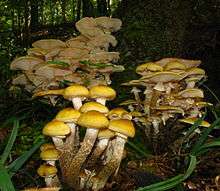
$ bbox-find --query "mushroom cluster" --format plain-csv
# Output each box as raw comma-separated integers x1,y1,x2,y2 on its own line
10,17,124,102
122,58,211,150
29,84,135,191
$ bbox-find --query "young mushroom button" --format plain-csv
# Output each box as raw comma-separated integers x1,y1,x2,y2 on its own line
65,111,109,189
92,119,135,191
42,121,70,148
55,108,81,148
37,164,58,187
40,148,59,166
63,85,89,110
89,85,116,105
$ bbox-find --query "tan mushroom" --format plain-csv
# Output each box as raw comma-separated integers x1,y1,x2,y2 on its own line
40,148,59,166
32,39,66,50
95,17,122,33
10,56,44,71
136,62,163,75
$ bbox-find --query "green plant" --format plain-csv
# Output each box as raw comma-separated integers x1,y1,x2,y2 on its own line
0,119,44,191
136,115,220,191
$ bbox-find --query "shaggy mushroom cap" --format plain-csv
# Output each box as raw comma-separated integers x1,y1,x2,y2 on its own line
77,111,109,129
89,85,116,104
108,108,132,120
79,102,109,114
43,120,70,137
136,62,163,75
186,67,205,77
108,119,135,138
177,88,204,98
40,143,56,152
179,117,210,127
32,39,66,50
37,164,58,178
55,108,81,123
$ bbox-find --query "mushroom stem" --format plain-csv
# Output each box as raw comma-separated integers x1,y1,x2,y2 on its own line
72,97,83,110
63,128,99,189
186,81,196,89
92,135,126,191
45,175,61,187
86,138,109,169
152,120,160,135
52,137,64,148
96,98,106,105
47,161,56,166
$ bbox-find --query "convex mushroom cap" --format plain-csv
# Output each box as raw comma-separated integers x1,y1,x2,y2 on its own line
77,111,109,129
43,120,70,137
79,102,109,114
89,85,116,105
108,108,132,120
40,148,59,161
177,88,204,98
32,39,66,50
37,164,58,177
55,108,81,123
98,129,115,139
108,119,135,138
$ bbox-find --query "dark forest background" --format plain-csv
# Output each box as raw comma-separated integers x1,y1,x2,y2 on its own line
0,0,220,104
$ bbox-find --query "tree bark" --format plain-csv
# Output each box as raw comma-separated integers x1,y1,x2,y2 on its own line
82,0,94,17
30,0,39,31
97,0,108,16
76,0,81,21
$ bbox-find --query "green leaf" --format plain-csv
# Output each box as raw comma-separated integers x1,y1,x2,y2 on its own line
8,139,45,176
0,164,15,191
136,155,197,191
191,118,220,155
47,60,70,68
127,141,151,158
0,120,19,165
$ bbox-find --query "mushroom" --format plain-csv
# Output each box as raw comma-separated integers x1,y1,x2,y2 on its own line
32,39,66,50
94,17,122,33
32,89,64,98
79,101,109,114
89,85,116,105
163,61,186,73
86,129,115,170
42,120,70,148
40,148,59,166
55,108,81,150
37,164,59,187
179,117,210,128
177,88,204,99
10,56,44,71
63,85,89,109
64,111,109,188
40,143,56,152
136,62,163,76
131,87,142,103
108,107,132,120
155,58,201,68
92,119,135,191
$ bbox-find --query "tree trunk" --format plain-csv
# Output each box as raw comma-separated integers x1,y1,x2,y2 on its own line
23,0,31,47
76,0,81,21
97,0,108,16
30,0,39,31
82,0,94,17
